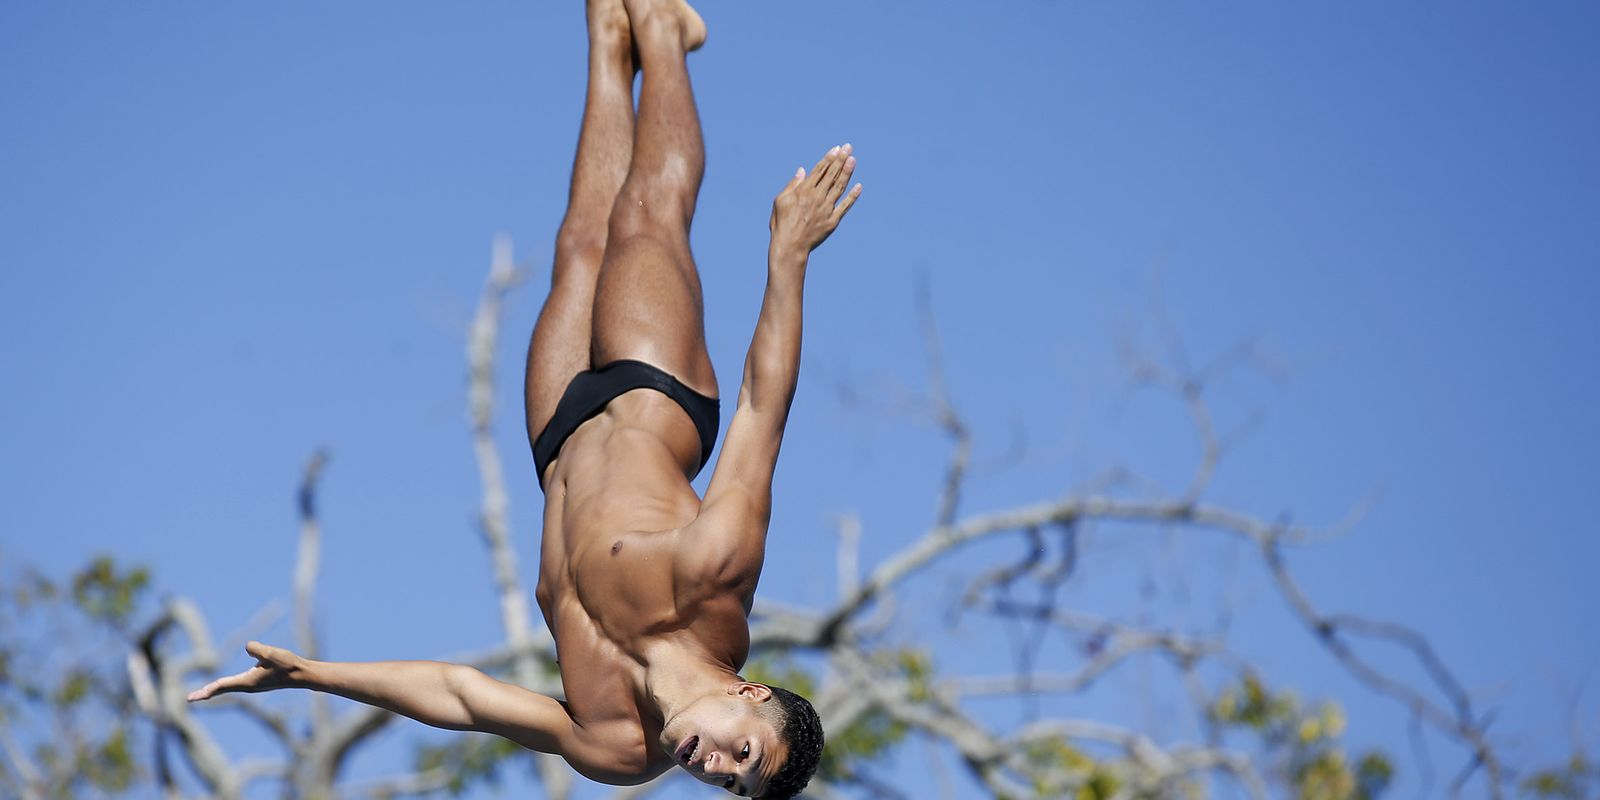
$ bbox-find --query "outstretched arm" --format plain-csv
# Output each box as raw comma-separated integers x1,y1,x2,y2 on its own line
188,642,605,769
691,145,861,587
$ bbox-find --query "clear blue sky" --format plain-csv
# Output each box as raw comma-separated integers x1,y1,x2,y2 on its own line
3,2,1597,797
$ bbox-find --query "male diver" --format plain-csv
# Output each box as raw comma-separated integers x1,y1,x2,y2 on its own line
188,0,861,797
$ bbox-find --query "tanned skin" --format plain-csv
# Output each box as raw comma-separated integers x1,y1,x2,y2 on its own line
187,0,861,796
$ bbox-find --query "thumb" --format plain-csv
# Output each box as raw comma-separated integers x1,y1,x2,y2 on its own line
246,640,288,666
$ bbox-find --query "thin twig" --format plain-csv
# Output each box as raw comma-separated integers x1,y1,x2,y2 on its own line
293,449,331,736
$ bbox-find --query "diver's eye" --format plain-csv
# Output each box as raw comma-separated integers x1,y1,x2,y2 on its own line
740,743,750,760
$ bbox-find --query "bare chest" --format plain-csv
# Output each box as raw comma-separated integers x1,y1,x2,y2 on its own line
537,422,701,645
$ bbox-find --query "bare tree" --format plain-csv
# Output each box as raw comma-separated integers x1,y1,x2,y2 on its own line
9,239,1578,800
115,237,570,800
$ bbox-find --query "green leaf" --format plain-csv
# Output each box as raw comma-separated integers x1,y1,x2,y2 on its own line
70,556,150,627
54,670,93,708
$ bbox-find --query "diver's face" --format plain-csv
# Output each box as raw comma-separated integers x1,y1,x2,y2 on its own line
665,683,788,796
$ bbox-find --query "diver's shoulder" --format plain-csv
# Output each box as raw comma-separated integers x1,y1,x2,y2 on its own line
564,715,672,785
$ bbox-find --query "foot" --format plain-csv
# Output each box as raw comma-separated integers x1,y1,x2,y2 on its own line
675,0,707,52
623,0,706,53
588,0,633,54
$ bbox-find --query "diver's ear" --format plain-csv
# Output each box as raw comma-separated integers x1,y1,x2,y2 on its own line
729,682,774,702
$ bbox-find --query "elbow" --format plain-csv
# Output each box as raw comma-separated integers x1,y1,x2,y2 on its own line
743,365,797,413
443,664,477,695
442,665,485,726
743,389,795,418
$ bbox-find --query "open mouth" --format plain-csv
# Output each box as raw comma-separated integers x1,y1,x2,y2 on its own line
676,734,701,766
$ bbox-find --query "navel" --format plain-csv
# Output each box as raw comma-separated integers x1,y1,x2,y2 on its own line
611,540,624,555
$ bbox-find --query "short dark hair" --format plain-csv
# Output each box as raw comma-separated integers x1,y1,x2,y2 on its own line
758,684,823,799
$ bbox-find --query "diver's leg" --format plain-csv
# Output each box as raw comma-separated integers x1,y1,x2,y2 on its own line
525,0,639,451
590,0,716,397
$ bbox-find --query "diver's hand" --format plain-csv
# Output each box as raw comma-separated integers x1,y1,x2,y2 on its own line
187,641,312,702
769,144,862,256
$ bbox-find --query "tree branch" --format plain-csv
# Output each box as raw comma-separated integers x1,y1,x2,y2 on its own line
293,449,331,736
1262,538,1503,796
466,234,570,800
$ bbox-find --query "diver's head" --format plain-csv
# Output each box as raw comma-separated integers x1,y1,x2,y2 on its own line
662,681,822,798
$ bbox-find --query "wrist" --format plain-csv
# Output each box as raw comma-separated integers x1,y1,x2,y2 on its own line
294,658,329,690
767,244,808,274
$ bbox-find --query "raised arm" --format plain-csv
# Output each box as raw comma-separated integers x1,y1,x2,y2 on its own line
187,642,618,774
690,145,861,583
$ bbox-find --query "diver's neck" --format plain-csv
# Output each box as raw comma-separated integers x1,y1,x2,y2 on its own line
645,640,740,724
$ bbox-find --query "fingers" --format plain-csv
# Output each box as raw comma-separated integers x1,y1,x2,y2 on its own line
781,166,806,195
774,144,862,249
809,146,840,187
826,151,855,201
186,668,253,702
246,640,296,668
187,642,302,703
817,143,858,191
822,143,859,218
831,182,863,223
798,144,857,198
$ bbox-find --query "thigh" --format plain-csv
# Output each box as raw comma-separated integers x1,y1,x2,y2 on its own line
590,228,718,398
524,257,602,449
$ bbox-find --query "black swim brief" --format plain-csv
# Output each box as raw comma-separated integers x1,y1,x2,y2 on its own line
531,359,719,488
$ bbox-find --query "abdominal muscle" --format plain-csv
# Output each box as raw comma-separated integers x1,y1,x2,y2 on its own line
534,389,707,718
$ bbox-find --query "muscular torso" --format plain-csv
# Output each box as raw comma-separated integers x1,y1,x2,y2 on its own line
533,389,751,782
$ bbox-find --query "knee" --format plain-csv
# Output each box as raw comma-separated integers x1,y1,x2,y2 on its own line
609,180,688,240
552,223,606,284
